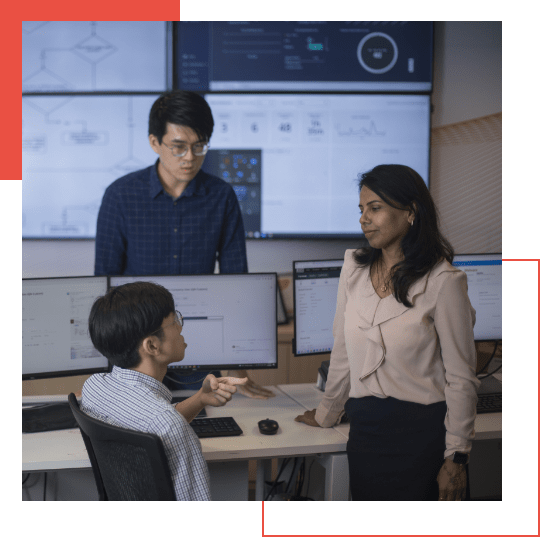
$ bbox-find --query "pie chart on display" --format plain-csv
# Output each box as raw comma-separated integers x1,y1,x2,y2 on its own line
357,32,399,74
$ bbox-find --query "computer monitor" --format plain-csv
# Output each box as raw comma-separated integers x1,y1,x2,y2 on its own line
22,21,168,92
452,254,502,341
292,253,502,357
22,276,109,380
22,94,159,239
293,259,344,356
176,21,433,92
203,93,431,239
109,273,278,371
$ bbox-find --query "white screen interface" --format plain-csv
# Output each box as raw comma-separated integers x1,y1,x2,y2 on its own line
22,21,167,92
22,277,109,378
293,254,501,357
294,260,344,356
452,254,502,341
109,274,277,370
204,93,430,238
22,94,159,239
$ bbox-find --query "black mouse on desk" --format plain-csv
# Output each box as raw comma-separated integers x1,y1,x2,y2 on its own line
258,418,279,435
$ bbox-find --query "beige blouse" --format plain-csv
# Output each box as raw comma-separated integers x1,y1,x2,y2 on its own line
315,249,481,458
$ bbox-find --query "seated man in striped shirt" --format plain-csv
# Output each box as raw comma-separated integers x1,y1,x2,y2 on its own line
81,281,247,501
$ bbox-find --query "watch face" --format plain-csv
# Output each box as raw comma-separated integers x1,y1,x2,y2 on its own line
453,452,469,464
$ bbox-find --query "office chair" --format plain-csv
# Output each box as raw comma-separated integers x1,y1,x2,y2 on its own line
68,393,176,501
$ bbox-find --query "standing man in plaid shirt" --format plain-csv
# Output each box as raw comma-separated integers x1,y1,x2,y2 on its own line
95,90,274,399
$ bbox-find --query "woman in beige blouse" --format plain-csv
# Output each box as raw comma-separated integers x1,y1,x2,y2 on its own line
296,164,480,501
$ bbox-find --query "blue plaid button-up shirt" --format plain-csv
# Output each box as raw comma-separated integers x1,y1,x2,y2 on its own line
94,160,248,276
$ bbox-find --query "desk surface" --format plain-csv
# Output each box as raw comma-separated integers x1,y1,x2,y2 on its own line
279,383,502,442
200,386,347,461
22,383,502,472
22,386,347,472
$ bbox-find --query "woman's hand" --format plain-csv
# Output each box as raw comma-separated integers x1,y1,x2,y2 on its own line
436,457,467,500
294,409,320,427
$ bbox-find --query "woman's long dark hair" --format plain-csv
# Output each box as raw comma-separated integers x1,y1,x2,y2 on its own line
354,164,454,307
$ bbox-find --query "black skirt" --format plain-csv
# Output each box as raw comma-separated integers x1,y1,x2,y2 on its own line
345,396,447,501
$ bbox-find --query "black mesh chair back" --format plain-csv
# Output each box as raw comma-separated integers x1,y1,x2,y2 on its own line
68,393,176,501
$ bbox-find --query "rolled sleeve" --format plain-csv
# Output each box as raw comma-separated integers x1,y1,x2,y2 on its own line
434,271,481,458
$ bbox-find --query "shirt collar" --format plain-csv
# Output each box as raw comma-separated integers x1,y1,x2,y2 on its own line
111,365,172,402
354,258,457,328
149,159,208,199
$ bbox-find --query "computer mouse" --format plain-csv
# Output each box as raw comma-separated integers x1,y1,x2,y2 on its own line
258,418,279,435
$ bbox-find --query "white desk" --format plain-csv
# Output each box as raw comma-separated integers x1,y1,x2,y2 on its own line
23,384,501,501
22,386,350,500
279,383,502,442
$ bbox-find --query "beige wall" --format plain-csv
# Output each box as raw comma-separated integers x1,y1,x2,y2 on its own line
429,22,502,255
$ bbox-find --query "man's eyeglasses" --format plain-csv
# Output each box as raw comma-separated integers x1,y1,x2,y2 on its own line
161,141,209,158
150,310,184,335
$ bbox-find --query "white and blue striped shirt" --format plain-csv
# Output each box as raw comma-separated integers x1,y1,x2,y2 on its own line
81,366,210,501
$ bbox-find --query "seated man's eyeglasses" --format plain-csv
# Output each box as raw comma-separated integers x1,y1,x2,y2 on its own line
150,310,184,335
161,141,209,157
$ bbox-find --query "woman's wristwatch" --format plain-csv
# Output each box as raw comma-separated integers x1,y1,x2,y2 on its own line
452,452,470,465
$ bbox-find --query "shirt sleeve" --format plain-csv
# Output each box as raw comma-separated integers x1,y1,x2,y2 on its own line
94,186,127,276
150,410,211,501
315,252,352,427
217,188,248,274
434,270,481,458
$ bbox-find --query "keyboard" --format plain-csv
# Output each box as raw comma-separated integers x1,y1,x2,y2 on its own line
190,417,243,438
476,393,502,414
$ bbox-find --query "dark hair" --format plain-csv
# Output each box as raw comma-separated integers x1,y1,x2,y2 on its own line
148,90,214,144
88,281,175,369
354,164,454,307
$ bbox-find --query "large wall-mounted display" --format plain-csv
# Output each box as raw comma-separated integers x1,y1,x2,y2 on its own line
22,95,158,238
22,21,433,240
203,93,431,239
176,21,433,92
22,21,168,92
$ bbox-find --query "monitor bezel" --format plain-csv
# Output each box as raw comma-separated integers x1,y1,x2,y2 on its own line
108,272,279,372
22,275,110,381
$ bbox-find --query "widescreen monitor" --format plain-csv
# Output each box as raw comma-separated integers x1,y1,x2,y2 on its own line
293,259,344,356
452,254,502,341
292,254,502,357
22,94,159,239
22,276,109,380
109,273,278,371
22,21,168,92
176,21,433,92
203,93,431,239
